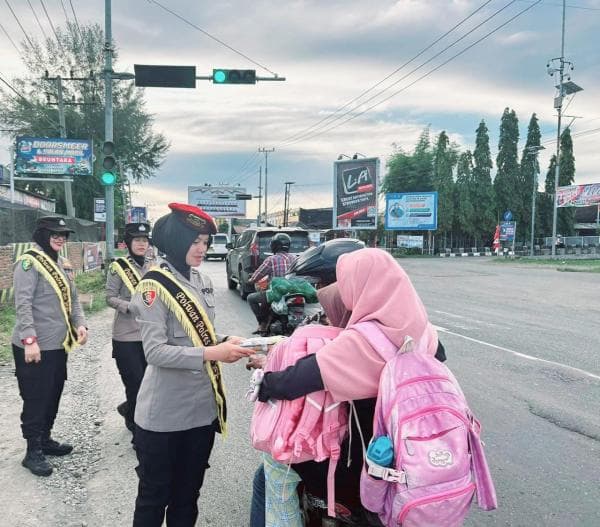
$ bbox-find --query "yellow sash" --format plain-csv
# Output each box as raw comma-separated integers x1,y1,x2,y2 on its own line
110,257,142,294
137,267,227,435
18,249,79,352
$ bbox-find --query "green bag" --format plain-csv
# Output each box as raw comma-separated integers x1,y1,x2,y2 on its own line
266,277,318,304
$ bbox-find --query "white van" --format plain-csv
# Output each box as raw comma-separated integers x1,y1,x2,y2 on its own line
206,233,230,261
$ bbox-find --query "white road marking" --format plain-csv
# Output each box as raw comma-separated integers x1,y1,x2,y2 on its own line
433,325,600,382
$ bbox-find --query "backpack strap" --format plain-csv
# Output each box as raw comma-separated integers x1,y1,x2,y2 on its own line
350,321,398,361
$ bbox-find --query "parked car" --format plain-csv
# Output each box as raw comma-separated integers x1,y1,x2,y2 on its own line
206,233,229,261
225,227,310,299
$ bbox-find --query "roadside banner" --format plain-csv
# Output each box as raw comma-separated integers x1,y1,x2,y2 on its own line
16,137,93,176
557,183,600,207
332,158,379,229
385,192,438,230
129,206,147,223
188,185,247,218
492,225,501,253
94,198,106,222
500,221,516,241
397,235,423,248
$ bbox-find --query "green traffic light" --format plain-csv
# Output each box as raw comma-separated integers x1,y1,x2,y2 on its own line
101,171,116,186
213,70,226,83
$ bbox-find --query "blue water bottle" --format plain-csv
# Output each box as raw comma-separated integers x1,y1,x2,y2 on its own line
367,436,394,468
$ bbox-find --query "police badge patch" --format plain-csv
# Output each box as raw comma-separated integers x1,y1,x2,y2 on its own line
22,259,32,271
142,290,157,307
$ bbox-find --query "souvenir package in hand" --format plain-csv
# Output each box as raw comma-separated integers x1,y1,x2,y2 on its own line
240,336,286,352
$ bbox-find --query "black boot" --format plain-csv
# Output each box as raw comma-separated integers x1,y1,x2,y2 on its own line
41,435,73,456
22,438,53,477
117,401,135,432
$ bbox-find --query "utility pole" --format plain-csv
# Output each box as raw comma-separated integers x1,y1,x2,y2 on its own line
258,147,274,225
283,181,295,227
257,165,262,225
104,0,114,261
526,146,545,256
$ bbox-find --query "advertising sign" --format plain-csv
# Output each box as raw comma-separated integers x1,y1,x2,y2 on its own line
188,185,247,218
83,243,103,271
397,235,424,248
129,206,148,223
332,158,379,229
499,221,516,241
557,183,600,207
94,198,106,222
385,192,438,231
16,137,93,176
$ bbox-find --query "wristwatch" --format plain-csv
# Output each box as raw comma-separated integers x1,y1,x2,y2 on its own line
21,336,37,345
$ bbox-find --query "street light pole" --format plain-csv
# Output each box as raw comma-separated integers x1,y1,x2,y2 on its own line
526,145,545,256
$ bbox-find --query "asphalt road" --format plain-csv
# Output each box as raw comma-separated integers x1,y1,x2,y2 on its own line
1,256,598,526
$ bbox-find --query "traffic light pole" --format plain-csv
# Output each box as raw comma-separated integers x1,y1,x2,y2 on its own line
104,0,115,261
258,147,274,225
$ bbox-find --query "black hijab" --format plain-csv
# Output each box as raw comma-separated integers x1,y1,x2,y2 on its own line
125,238,147,267
151,214,198,279
33,228,60,262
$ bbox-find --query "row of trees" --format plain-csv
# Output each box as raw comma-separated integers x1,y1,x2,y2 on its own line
382,109,576,248
0,23,168,232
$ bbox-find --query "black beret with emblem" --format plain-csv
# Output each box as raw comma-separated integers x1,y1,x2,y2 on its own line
124,222,151,239
36,216,75,234
168,203,217,235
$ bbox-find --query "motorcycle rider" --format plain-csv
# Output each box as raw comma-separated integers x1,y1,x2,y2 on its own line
247,233,296,335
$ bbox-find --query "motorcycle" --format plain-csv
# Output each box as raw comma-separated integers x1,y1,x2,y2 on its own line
259,239,366,337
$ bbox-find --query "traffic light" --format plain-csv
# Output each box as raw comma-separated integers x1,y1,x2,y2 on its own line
212,69,256,85
101,141,116,186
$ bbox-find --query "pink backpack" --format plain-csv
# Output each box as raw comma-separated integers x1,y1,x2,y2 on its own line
353,321,497,527
250,324,348,517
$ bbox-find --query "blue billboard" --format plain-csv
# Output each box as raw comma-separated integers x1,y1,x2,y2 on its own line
16,136,93,176
385,192,438,231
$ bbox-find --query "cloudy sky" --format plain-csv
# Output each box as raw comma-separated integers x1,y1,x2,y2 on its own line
1,0,599,221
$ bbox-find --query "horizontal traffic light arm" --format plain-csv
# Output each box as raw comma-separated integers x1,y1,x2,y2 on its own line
195,73,286,82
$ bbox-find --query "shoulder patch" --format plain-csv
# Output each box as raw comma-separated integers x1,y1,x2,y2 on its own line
22,259,32,271
142,290,157,308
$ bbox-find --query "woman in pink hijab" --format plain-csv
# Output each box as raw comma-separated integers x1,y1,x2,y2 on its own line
256,248,444,522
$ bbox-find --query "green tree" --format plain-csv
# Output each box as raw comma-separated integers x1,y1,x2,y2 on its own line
538,155,557,239
382,128,434,194
471,119,496,245
519,113,542,243
558,129,576,235
454,150,476,245
0,22,168,227
494,108,520,228
432,131,456,245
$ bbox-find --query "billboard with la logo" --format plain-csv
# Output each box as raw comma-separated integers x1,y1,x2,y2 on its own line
332,157,379,230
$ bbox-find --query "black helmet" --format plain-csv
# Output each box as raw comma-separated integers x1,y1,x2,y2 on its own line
270,232,291,253
287,238,365,287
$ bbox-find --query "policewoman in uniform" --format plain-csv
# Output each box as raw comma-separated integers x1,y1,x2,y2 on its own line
106,222,151,432
12,216,88,477
130,203,253,527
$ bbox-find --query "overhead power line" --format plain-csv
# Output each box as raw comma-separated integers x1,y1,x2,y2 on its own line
4,0,37,50
146,0,280,77
0,21,20,53
282,0,542,148
278,0,495,145
0,72,61,131
39,0,64,51
280,0,522,148
58,0,70,23
68,0,85,43
518,0,600,11
27,0,49,41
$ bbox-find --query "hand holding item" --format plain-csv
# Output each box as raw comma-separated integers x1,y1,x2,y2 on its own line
246,353,267,370
24,342,41,363
77,326,88,345
205,341,254,363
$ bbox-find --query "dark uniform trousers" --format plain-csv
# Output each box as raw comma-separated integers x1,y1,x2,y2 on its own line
112,340,147,424
133,421,217,527
12,345,67,440
247,291,269,324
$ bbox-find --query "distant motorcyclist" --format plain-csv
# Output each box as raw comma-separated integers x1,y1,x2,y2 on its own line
247,233,296,334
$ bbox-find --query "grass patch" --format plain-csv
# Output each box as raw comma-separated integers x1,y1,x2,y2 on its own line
0,305,15,364
492,257,600,272
0,270,108,363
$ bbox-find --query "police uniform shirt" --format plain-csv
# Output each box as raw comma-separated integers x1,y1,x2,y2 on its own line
105,257,150,342
12,244,86,350
130,257,226,433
